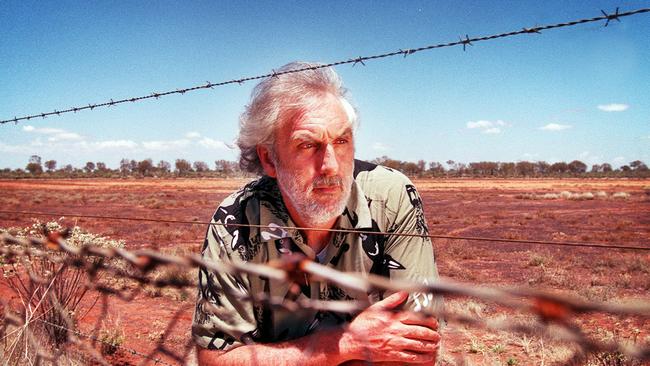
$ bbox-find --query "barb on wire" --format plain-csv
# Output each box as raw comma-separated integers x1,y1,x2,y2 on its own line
602,7,622,26
2,7,649,124
1,209,648,252
460,34,473,51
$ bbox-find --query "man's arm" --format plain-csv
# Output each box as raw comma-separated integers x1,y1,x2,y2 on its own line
197,292,440,365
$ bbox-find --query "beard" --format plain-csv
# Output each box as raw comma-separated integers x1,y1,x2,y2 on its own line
275,164,353,227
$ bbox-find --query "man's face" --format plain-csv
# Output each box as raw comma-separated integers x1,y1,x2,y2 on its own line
269,94,355,227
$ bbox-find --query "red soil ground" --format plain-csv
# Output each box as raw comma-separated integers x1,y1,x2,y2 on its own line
1,178,648,365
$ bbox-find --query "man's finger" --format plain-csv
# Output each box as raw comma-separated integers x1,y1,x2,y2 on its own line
401,314,439,331
398,337,440,354
369,291,409,310
402,326,441,342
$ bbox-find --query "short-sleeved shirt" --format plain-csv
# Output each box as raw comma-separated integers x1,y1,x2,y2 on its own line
192,159,441,350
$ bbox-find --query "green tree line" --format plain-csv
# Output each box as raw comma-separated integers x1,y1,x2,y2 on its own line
3,155,649,179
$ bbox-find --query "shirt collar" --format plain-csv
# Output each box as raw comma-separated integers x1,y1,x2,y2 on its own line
258,177,372,242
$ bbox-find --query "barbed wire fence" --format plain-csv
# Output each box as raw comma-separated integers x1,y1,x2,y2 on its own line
1,209,649,252
2,7,649,125
1,5,649,366
1,231,649,365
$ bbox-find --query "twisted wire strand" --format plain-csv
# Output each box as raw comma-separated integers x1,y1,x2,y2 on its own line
2,7,648,124
1,209,648,251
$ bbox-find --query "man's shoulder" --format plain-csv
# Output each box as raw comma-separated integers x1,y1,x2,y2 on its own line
353,159,413,199
211,175,280,221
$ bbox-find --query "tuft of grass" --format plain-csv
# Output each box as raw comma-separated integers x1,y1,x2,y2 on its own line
528,255,547,267
99,320,125,356
611,192,630,200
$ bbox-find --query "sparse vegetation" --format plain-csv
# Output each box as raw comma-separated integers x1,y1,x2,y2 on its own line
99,319,126,355
0,220,125,364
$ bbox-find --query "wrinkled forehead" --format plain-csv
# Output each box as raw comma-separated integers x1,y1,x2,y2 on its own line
279,94,356,136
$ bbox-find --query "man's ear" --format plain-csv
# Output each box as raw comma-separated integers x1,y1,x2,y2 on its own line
257,145,277,178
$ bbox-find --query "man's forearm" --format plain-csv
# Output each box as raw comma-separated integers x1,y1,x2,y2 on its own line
197,326,354,366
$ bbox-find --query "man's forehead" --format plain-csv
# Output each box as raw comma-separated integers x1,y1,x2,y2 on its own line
290,123,352,140
284,98,354,139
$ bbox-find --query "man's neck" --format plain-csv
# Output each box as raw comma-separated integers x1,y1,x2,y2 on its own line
295,216,337,255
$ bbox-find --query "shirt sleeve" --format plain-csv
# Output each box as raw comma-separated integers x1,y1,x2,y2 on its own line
192,213,257,351
383,177,443,315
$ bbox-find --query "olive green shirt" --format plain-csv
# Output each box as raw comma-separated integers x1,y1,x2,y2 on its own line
192,160,440,350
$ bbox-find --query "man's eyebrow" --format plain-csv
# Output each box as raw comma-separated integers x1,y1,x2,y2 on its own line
337,128,353,138
290,130,323,142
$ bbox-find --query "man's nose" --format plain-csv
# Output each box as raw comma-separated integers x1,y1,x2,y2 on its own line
319,144,339,176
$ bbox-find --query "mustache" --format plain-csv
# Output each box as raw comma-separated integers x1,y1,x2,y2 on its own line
312,175,343,188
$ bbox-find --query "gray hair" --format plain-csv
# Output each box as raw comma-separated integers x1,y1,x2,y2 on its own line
236,61,358,175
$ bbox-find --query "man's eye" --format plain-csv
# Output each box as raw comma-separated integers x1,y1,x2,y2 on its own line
299,142,315,149
334,138,348,144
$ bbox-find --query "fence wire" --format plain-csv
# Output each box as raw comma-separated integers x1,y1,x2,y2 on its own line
1,231,648,365
2,7,649,125
1,209,648,252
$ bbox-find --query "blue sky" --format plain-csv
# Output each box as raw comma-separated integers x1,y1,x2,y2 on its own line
1,1,648,170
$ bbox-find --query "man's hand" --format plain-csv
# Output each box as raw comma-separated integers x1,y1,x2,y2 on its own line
340,291,440,364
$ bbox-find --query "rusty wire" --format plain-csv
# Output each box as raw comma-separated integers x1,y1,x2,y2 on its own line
1,232,649,364
0,209,648,252
2,7,648,125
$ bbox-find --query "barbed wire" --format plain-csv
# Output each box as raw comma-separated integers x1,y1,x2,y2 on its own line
1,209,648,252
1,232,649,365
2,7,648,125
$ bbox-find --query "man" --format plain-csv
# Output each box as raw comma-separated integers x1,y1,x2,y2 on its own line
193,61,442,365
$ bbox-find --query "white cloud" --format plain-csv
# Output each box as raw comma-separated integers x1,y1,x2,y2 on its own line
185,132,201,139
612,156,626,166
466,120,507,134
372,142,391,151
578,151,603,166
88,140,138,150
483,127,501,134
23,125,85,143
0,142,30,154
48,132,83,142
597,103,629,112
198,138,228,150
467,120,492,129
142,139,191,150
23,126,66,134
540,123,571,131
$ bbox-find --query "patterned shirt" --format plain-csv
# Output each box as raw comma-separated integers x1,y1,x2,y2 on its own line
192,159,441,350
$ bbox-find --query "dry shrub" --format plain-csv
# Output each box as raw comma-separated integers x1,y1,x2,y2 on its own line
0,220,124,362
142,246,196,301
99,318,125,356
612,192,631,200
595,191,608,199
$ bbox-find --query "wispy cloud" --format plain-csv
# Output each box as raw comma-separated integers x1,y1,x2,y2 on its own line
372,142,391,151
612,156,626,166
142,139,191,150
23,125,83,141
466,120,507,134
597,103,629,112
198,137,229,150
83,140,138,150
539,123,571,131
185,131,201,139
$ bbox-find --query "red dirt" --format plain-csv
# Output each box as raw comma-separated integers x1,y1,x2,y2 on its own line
1,178,648,365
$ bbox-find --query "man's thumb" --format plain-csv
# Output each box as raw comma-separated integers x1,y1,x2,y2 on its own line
371,291,409,310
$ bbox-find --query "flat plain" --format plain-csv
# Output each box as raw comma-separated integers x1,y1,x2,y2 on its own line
1,177,648,365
